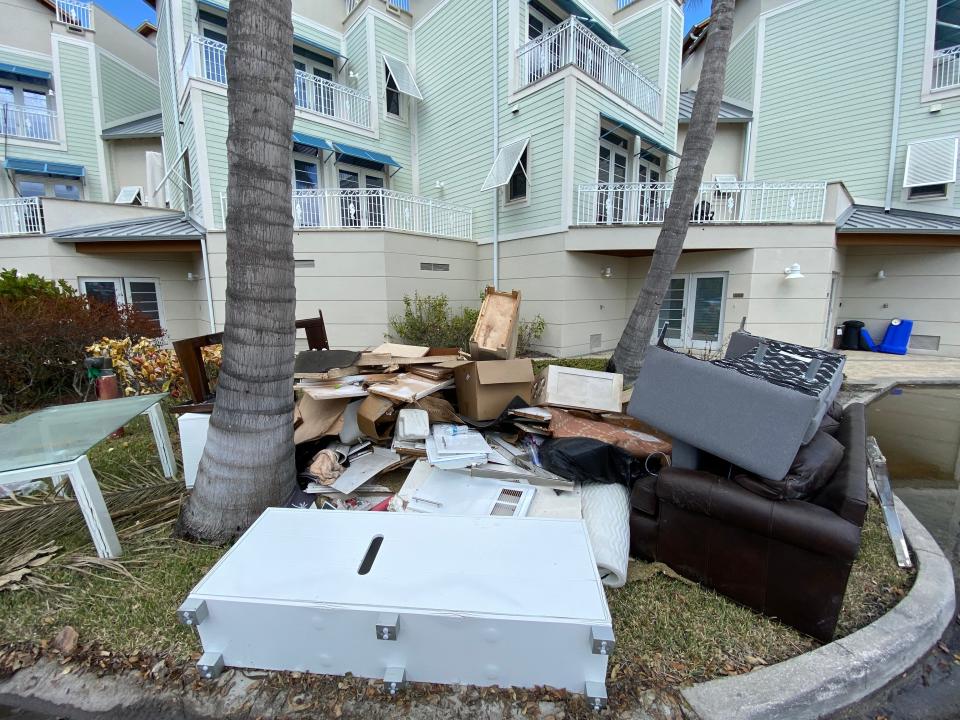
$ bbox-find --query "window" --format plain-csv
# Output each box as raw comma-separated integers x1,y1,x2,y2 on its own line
507,149,528,202
385,65,401,117
293,159,320,189
16,176,83,200
935,0,960,51
79,277,164,330
908,183,948,200
481,137,529,192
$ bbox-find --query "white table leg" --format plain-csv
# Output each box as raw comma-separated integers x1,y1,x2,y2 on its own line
146,403,176,479
68,456,122,559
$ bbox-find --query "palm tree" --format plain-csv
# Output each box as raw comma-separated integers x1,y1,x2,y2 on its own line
176,0,297,543
608,0,736,384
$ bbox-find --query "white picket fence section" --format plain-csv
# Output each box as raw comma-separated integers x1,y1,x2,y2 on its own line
0,198,44,236
0,104,57,142
932,44,960,92
220,190,472,240
576,181,828,225
517,17,661,120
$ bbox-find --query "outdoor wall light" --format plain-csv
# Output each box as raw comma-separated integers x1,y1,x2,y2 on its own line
876,270,886,280
783,263,804,280
600,266,613,278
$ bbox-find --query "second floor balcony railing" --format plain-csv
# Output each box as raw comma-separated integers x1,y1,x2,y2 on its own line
576,181,828,226
0,197,44,236
932,44,960,91
0,103,57,142
56,0,93,29
518,17,661,120
182,35,372,129
220,189,473,240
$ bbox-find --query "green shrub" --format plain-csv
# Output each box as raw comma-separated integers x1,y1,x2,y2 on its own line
0,268,75,300
390,293,547,355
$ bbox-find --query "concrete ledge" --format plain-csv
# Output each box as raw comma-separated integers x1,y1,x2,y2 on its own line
682,499,956,720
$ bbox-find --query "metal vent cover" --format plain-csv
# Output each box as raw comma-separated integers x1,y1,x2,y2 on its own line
904,137,959,188
909,334,941,351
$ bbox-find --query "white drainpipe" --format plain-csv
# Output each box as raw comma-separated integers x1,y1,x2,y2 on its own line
884,0,906,212
491,0,500,290
200,233,216,332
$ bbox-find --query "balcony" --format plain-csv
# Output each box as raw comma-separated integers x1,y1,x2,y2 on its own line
220,189,473,240
517,17,661,121
182,35,372,129
1,103,58,142
576,181,828,226
932,44,960,92
55,0,93,30
0,197,44,236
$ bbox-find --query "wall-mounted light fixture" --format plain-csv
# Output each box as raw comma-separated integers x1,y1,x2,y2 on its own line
783,263,804,280
876,270,886,280
600,266,613,278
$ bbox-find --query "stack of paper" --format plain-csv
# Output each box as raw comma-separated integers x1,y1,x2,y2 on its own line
425,424,492,469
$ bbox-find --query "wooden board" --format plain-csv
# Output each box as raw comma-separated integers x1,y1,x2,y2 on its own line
470,287,520,360
294,366,359,380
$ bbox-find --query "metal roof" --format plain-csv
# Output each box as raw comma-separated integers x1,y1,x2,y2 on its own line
837,205,960,234
678,90,752,123
52,214,205,243
102,113,163,140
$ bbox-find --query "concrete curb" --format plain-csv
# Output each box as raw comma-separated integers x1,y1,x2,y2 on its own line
681,498,956,720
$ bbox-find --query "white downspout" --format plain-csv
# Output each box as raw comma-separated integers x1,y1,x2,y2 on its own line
884,0,906,212
200,233,216,332
491,0,500,290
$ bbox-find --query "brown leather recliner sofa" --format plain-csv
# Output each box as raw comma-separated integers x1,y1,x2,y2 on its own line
629,403,868,642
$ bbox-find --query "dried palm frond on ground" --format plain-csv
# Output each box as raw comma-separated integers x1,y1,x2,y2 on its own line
0,544,60,591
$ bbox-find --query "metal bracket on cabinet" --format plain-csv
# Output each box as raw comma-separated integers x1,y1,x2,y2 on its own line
585,681,608,711
177,598,208,627
383,666,406,695
197,651,224,679
590,626,615,655
376,612,399,640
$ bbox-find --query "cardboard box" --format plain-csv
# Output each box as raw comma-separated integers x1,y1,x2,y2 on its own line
454,359,534,420
356,395,397,441
532,365,623,414
470,287,521,360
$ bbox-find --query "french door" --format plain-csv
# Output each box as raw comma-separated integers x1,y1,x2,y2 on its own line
338,168,385,228
78,277,164,330
596,141,628,224
655,273,727,351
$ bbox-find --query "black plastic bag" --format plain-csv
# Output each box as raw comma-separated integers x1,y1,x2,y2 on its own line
539,437,645,486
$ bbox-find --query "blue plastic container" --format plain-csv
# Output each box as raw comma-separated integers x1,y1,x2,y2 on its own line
878,319,913,355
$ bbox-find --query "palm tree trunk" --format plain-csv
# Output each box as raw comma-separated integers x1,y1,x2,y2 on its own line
176,0,297,543
609,0,736,384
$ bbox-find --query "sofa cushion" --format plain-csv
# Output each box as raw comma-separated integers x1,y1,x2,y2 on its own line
734,430,844,501
809,403,869,527
630,475,658,515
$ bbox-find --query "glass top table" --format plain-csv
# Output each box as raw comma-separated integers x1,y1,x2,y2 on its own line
0,394,176,558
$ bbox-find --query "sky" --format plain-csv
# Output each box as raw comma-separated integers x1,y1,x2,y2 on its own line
94,0,711,37
93,0,155,28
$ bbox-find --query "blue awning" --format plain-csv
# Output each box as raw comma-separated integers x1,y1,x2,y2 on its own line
600,113,680,158
0,62,51,84
4,157,85,179
293,132,333,154
293,34,346,61
552,0,627,51
333,143,401,169
197,0,228,11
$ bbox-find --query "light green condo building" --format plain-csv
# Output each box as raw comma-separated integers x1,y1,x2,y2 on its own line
2,0,959,357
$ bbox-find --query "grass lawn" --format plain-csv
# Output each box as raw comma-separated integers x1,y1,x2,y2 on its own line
0,389,914,699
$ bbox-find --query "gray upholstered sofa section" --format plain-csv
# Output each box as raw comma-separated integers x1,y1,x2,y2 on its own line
628,346,826,480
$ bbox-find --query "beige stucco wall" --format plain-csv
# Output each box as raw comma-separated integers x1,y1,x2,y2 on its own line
0,0,53,54
0,234,205,340
106,139,163,202
838,246,960,357
89,6,159,79
41,198,178,232
677,123,746,182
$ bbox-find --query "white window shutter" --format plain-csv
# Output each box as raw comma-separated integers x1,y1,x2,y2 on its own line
481,137,530,191
382,54,422,100
903,137,959,187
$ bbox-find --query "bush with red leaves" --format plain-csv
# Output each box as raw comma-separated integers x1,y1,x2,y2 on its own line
0,294,163,412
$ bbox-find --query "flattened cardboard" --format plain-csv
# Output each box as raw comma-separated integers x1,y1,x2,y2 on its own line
368,373,454,403
294,396,349,444
454,359,534,421
532,365,623,414
470,287,521,360
356,395,397,441
371,343,430,358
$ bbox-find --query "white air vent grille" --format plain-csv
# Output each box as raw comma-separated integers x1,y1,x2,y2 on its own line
489,487,533,517
904,137,959,188
909,334,941,351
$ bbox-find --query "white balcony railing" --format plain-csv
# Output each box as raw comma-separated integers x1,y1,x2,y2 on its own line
294,70,371,129
518,17,661,120
0,197,44,236
576,181,828,226
0,103,57,142
932,44,960,91
345,0,361,14
220,189,473,240
182,36,372,128
55,0,93,29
